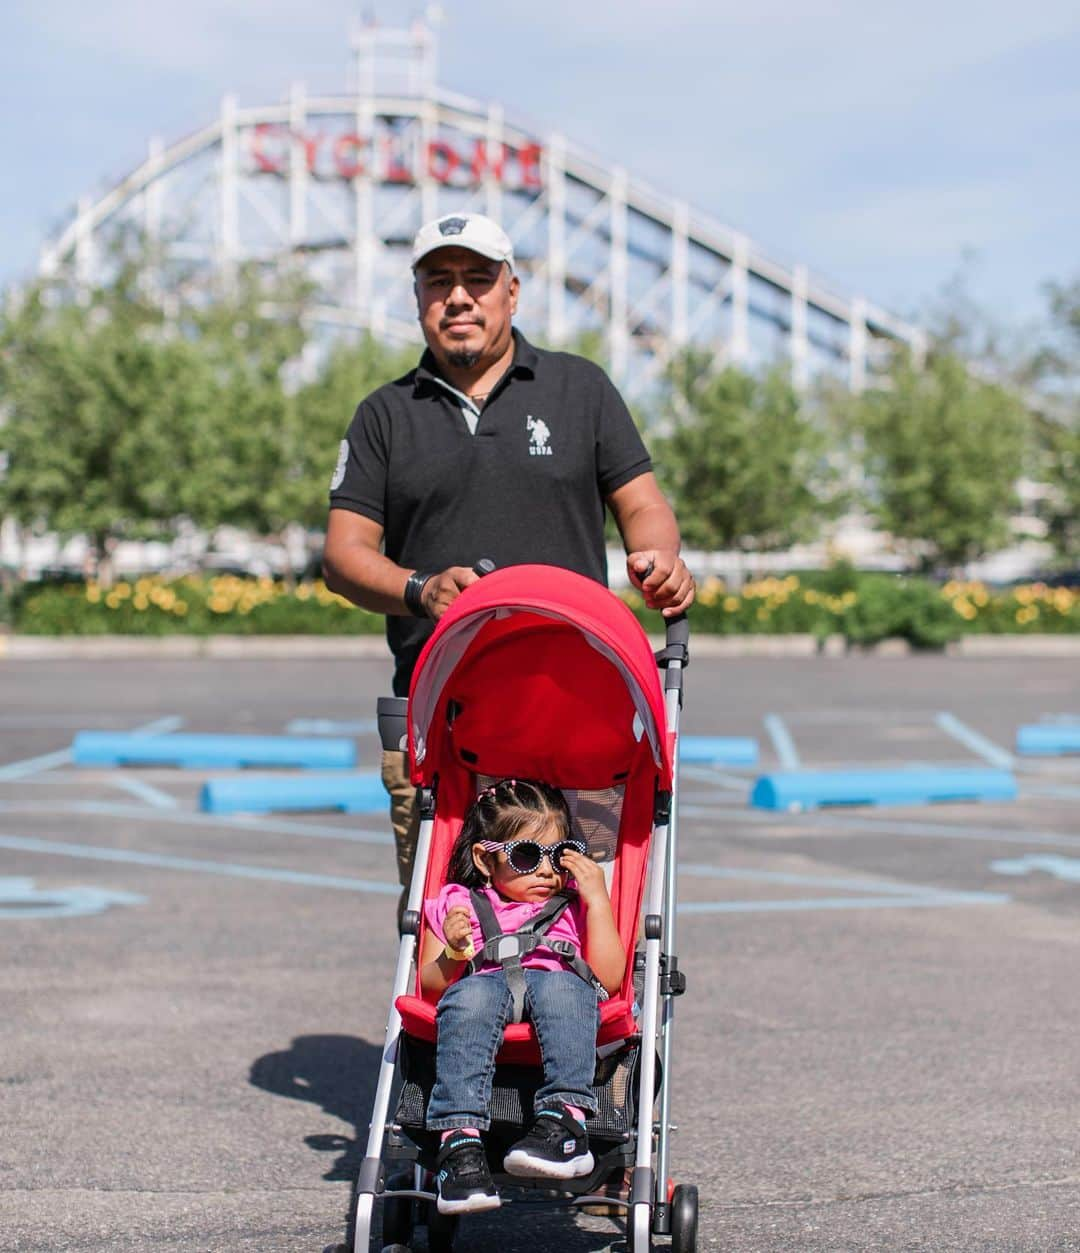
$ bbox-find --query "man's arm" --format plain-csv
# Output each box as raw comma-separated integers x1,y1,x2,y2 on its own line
607,472,695,616
322,509,478,620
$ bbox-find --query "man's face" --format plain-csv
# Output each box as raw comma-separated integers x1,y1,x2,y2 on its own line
414,246,519,371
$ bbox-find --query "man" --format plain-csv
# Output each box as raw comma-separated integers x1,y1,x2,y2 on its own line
323,212,694,912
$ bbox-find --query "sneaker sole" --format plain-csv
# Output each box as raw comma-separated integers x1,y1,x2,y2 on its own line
502,1149,595,1180
436,1191,502,1216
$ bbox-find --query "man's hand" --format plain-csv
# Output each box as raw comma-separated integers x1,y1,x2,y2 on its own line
420,566,480,620
442,905,475,953
627,550,695,617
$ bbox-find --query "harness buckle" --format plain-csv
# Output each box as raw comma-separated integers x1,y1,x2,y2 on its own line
547,939,576,958
490,934,531,962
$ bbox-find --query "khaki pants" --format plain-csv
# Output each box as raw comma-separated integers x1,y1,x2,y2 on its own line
381,749,420,924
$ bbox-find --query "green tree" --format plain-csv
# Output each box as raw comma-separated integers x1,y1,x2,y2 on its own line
0,263,213,584
177,264,311,547
291,333,417,532
1033,416,1080,562
1027,279,1080,564
856,352,1029,572
649,353,840,552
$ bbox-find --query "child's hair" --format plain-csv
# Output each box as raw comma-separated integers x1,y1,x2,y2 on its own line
446,778,573,889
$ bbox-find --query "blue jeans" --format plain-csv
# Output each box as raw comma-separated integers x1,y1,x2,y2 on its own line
426,968,600,1131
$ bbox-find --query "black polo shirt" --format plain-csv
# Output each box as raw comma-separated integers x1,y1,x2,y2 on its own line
328,329,651,694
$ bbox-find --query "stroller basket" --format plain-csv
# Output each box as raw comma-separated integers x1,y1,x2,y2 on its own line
394,1033,646,1144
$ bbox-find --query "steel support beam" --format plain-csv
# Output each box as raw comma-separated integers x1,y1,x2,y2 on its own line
546,133,567,346
609,167,629,387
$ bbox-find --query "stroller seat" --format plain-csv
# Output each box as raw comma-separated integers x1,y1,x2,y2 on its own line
394,991,638,1067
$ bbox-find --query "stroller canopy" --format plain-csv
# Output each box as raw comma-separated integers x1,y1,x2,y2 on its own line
408,565,672,792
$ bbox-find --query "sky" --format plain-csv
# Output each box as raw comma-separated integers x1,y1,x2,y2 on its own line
2,0,1078,335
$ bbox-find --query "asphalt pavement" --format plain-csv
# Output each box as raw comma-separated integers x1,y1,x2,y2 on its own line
1,653,1079,1252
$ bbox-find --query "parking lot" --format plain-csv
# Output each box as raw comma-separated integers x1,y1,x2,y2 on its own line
1,651,1079,1252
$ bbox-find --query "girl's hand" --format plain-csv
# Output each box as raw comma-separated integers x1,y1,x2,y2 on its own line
559,849,608,908
442,905,475,952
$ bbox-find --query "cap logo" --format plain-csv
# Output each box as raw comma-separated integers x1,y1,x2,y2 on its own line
439,216,468,236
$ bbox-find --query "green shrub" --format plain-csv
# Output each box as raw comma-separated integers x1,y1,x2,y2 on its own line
7,570,1079,640
13,575,385,636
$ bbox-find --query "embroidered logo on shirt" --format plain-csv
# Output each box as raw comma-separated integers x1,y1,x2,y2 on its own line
527,415,552,456
329,439,349,491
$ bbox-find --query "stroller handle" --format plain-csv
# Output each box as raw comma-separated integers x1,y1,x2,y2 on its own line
665,612,689,649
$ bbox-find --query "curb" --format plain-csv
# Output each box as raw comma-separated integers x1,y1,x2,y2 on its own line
3,633,1080,660
0,634,391,660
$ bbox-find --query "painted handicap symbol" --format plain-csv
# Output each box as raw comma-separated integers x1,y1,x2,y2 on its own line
989,855,1080,883
0,876,145,919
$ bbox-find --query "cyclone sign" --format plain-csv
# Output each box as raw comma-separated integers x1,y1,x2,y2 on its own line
250,121,544,190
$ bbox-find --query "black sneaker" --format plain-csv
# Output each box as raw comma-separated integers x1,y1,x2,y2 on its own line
434,1134,501,1215
502,1105,594,1180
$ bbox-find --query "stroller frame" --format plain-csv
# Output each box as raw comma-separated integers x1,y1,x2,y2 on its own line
331,572,693,1253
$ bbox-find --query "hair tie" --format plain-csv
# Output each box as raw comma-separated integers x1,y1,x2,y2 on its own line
477,777,517,802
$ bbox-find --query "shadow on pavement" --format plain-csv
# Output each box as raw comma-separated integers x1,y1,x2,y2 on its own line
249,1032,381,1183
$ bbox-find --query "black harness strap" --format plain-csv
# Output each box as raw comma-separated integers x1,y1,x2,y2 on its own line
467,888,608,1024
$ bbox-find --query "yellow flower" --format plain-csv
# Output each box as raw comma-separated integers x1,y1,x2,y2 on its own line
85,584,101,604
723,596,740,612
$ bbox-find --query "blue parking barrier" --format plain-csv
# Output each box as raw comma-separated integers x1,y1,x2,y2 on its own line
680,735,759,766
1016,725,1080,756
750,767,1018,812
200,772,384,815
72,732,356,770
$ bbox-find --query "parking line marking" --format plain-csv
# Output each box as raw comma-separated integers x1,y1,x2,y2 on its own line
286,719,377,735
0,716,184,783
0,834,399,895
678,863,1008,909
680,802,1080,851
935,713,1015,769
129,716,185,736
680,765,751,791
107,776,179,809
679,864,949,894
990,854,1080,882
764,714,800,769
0,800,391,845
679,891,1008,915
0,749,74,782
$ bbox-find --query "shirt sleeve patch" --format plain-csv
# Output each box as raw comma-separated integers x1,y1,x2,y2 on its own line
329,439,349,491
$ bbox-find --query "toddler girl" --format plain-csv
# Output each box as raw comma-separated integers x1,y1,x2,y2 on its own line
419,777,626,1214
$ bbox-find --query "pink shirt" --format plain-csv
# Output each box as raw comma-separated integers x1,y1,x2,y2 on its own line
424,883,587,976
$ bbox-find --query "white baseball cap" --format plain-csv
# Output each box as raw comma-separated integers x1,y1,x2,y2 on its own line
411,213,515,271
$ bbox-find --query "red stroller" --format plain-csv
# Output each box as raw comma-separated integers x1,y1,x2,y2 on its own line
330,564,695,1253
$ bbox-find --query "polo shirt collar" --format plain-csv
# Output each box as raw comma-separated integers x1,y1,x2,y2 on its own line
413,328,538,396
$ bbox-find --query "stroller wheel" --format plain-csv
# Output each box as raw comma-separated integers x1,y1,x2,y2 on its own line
425,1204,459,1253
670,1184,699,1253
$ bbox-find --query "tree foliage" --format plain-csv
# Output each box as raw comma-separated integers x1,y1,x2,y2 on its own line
854,352,1029,572
650,353,840,552
291,334,416,530
0,258,212,580
0,246,412,580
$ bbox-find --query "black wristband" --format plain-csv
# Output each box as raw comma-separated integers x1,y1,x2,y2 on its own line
403,570,435,618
